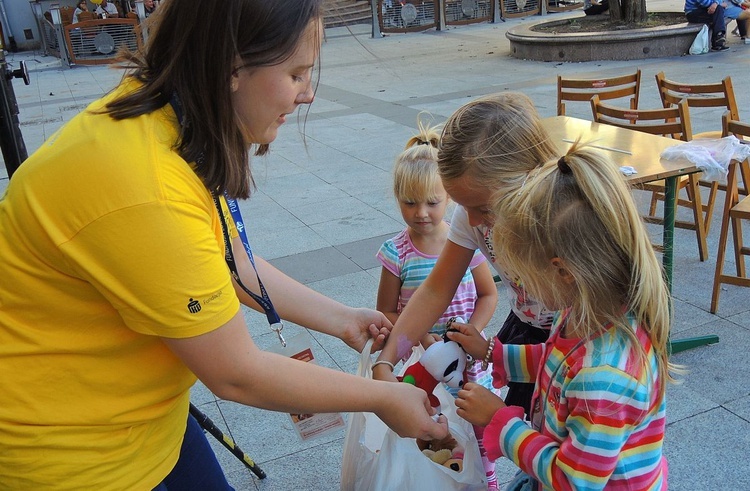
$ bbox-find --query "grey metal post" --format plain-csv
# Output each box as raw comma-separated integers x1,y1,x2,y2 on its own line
49,4,72,68
371,0,383,38
135,0,148,44
438,0,446,31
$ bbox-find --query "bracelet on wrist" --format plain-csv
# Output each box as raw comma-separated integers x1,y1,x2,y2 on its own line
481,338,496,371
372,360,395,372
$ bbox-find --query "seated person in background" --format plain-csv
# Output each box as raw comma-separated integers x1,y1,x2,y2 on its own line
95,0,119,18
583,0,609,15
723,0,750,43
685,0,729,50
72,0,89,23
144,0,157,16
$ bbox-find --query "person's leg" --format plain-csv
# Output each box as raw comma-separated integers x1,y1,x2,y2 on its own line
153,414,235,491
496,311,549,416
465,360,499,490
737,10,750,39
711,4,728,46
686,8,727,48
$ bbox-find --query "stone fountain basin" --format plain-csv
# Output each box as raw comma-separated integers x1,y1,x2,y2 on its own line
506,14,703,62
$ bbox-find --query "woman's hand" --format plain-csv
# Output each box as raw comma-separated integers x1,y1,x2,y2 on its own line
455,382,506,427
446,321,490,361
340,308,392,353
376,383,449,440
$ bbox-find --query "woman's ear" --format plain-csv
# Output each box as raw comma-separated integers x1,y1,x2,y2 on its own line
550,257,576,285
230,74,239,93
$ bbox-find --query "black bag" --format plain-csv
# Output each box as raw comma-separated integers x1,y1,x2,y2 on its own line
584,0,609,15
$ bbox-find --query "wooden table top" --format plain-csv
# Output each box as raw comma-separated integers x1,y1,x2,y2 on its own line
541,116,700,185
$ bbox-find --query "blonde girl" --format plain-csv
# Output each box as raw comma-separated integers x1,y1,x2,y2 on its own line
450,143,671,490
374,93,559,422
376,119,497,340
375,119,499,486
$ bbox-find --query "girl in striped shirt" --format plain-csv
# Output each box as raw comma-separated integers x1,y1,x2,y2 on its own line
448,143,673,490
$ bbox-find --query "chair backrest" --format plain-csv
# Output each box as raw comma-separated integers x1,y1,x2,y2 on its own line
60,6,74,26
557,69,641,116
656,72,740,122
77,11,95,22
590,95,693,142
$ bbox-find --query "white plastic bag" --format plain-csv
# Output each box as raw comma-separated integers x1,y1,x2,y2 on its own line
689,24,709,55
340,341,486,491
661,136,750,182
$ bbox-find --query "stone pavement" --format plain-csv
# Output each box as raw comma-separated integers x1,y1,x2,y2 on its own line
2,2,749,489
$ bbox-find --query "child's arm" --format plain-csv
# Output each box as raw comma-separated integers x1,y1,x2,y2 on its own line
467,260,498,331
376,267,402,326
374,241,476,381
483,366,660,490
448,325,546,385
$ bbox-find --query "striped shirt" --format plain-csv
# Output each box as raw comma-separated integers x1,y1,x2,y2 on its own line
376,227,485,335
483,309,667,490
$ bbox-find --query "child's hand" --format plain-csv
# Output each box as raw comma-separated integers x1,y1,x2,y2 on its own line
420,333,442,349
445,322,490,361
455,382,506,427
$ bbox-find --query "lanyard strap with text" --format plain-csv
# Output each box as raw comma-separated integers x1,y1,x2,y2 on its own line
213,190,286,347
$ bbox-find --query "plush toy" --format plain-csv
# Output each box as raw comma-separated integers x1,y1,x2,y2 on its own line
397,329,467,411
417,431,465,472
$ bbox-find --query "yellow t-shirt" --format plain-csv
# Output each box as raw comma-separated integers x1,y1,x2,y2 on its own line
0,80,240,489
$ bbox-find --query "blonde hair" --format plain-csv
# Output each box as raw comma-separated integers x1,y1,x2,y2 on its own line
393,118,443,203
492,141,674,399
438,92,558,198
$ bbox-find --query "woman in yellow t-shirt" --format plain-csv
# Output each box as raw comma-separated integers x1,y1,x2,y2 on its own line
0,0,447,489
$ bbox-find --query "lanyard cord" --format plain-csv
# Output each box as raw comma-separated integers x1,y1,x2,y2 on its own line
168,93,285,346
213,195,286,346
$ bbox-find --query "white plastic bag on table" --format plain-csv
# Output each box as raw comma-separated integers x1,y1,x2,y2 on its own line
661,136,750,182
340,341,486,491
689,24,709,55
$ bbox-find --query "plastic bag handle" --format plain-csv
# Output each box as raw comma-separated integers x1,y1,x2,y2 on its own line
357,339,375,379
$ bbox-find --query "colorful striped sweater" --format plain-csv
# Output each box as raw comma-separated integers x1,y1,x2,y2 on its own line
483,310,667,490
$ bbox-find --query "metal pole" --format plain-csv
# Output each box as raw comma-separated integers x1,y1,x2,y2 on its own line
0,0,17,52
371,0,383,38
188,403,267,480
49,4,72,69
0,48,29,178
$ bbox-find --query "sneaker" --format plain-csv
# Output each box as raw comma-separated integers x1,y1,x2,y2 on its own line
743,37,750,45
712,41,729,51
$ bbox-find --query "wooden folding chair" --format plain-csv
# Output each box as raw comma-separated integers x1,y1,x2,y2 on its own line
590,95,709,261
654,72,747,236
557,69,641,116
711,113,750,313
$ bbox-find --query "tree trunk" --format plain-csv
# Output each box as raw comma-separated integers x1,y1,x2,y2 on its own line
610,0,648,23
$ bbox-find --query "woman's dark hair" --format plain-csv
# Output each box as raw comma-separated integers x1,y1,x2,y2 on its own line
105,0,323,199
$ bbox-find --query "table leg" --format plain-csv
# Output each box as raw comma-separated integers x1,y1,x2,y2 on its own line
663,176,720,354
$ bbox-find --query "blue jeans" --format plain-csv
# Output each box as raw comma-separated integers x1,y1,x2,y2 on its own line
506,470,538,491
152,414,235,491
685,5,727,45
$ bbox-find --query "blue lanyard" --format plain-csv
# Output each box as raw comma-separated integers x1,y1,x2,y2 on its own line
213,195,286,346
168,93,285,346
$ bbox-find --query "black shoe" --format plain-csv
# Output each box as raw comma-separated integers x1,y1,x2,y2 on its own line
712,43,730,51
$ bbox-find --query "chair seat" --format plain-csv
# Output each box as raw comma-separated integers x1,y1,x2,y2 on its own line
694,130,724,140
735,195,750,216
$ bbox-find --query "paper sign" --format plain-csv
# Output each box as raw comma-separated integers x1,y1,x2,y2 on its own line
268,332,346,441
